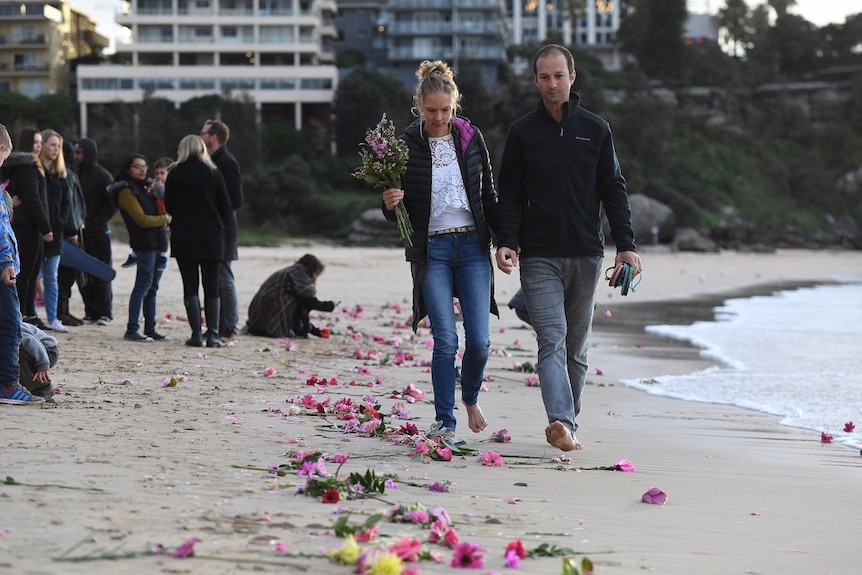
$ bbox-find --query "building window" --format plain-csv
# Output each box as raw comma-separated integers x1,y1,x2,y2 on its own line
20,79,45,98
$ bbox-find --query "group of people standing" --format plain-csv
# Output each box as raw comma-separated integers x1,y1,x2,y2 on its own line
382,45,642,452
0,118,244,405
107,120,243,347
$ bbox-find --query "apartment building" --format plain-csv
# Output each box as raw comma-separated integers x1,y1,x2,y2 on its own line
334,0,509,90
509,0,622,71
0,0,107,98
75,0,339,136
333,0,623,92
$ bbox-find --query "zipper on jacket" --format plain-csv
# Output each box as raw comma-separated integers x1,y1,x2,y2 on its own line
560,126,563,137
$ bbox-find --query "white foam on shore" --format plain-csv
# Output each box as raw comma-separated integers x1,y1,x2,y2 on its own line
622,281,862,450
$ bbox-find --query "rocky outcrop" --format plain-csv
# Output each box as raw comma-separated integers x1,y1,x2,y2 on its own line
348,208,401,245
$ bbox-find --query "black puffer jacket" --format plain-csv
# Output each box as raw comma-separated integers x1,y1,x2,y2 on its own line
381,116,500,331
1,152,50,234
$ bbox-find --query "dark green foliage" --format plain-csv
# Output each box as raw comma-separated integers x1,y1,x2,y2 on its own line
618,0,688,84
334,67,411,158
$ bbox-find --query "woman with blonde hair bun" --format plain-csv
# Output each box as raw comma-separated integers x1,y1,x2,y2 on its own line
381,60,500,446
164,135,231,348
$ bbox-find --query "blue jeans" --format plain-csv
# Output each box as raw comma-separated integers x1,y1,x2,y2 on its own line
41,254,61,322
218,260,238,332
126,250,163,334
520,256,603,434
1,282,22,385
421,230,492,431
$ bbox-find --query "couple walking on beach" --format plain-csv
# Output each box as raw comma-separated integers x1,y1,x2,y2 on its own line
382,45,642,452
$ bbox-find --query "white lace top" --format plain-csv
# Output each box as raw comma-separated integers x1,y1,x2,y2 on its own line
428,133,473,233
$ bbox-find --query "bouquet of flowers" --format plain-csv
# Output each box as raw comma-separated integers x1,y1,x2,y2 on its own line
352,113,413,246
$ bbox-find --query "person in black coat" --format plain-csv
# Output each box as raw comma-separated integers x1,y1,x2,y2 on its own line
164,134,231,348
381,60,500,446
73,137,116,325
2,128,52,330
200,119,243,340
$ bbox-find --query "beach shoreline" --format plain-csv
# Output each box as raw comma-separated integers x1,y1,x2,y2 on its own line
2,245,860,574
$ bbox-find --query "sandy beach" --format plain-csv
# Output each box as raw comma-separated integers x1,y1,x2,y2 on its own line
2,244,860,574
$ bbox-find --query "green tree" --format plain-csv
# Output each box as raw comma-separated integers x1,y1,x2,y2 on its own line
718,0,750,57
618,0,688,84
333,67,410,158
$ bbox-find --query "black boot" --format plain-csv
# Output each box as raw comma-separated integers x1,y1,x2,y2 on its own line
184,296,203,347
205,298,222,348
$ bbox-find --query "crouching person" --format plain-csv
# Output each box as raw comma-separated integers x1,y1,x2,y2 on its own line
20,322,59,399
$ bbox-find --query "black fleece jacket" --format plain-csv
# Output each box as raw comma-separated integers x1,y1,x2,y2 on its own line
497,95,636,257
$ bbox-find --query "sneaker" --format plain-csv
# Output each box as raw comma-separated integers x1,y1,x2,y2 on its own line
0,383,45,405
219,327,237,340
47,319,69,333
82,316,97,325
96,316,112,326
124,331,153,342
121,253,138,268
23,316,49,331
144,330,171,341
59,313,84,326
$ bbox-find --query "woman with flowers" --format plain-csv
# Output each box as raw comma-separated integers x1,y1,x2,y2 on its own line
381,59,500,446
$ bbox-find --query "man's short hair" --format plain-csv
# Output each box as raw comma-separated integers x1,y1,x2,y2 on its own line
532,43,575,76
204,119,230,145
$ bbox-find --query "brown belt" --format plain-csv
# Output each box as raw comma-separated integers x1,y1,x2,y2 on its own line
428,226,476,237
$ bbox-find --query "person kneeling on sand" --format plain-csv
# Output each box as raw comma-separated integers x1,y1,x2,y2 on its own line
20,321,59,400
243,254,338,339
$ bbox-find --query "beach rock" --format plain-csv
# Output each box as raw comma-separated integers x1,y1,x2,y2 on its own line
348,208,402,245
672,228,718,252
604,193,675,246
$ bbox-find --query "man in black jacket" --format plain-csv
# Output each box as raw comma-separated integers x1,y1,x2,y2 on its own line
200,119,243,340
495,44,642,452
73,138,116,325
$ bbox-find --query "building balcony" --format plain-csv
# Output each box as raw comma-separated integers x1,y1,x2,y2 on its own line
388,21,505,36
76,63,338,105
387,45,505,62
387,0,506,10
0,62,50,73
0,34,49,46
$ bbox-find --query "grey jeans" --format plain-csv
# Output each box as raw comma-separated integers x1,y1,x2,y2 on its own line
218,260,239,333
520,255,603,434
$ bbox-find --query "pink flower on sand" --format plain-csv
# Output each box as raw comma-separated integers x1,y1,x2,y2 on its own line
642,487,668,505
273,540,287,553
264,367,277,378
525,376,539,387
505,548,521,568
489,429,511,443
355,524,378,542
435,446,453,461
450,541,484,568
411,442,429,457
505,540,528,559
844,421,855,433
443,528,461,549
821,431,834,443
172,536,198,558
481,451,504,467
613,459,635,472
389,536,423,562
428,481,449,492
331,453,348,464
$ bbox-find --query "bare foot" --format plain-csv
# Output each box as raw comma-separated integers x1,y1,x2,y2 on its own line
545,420,583,452
464,402,487,433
